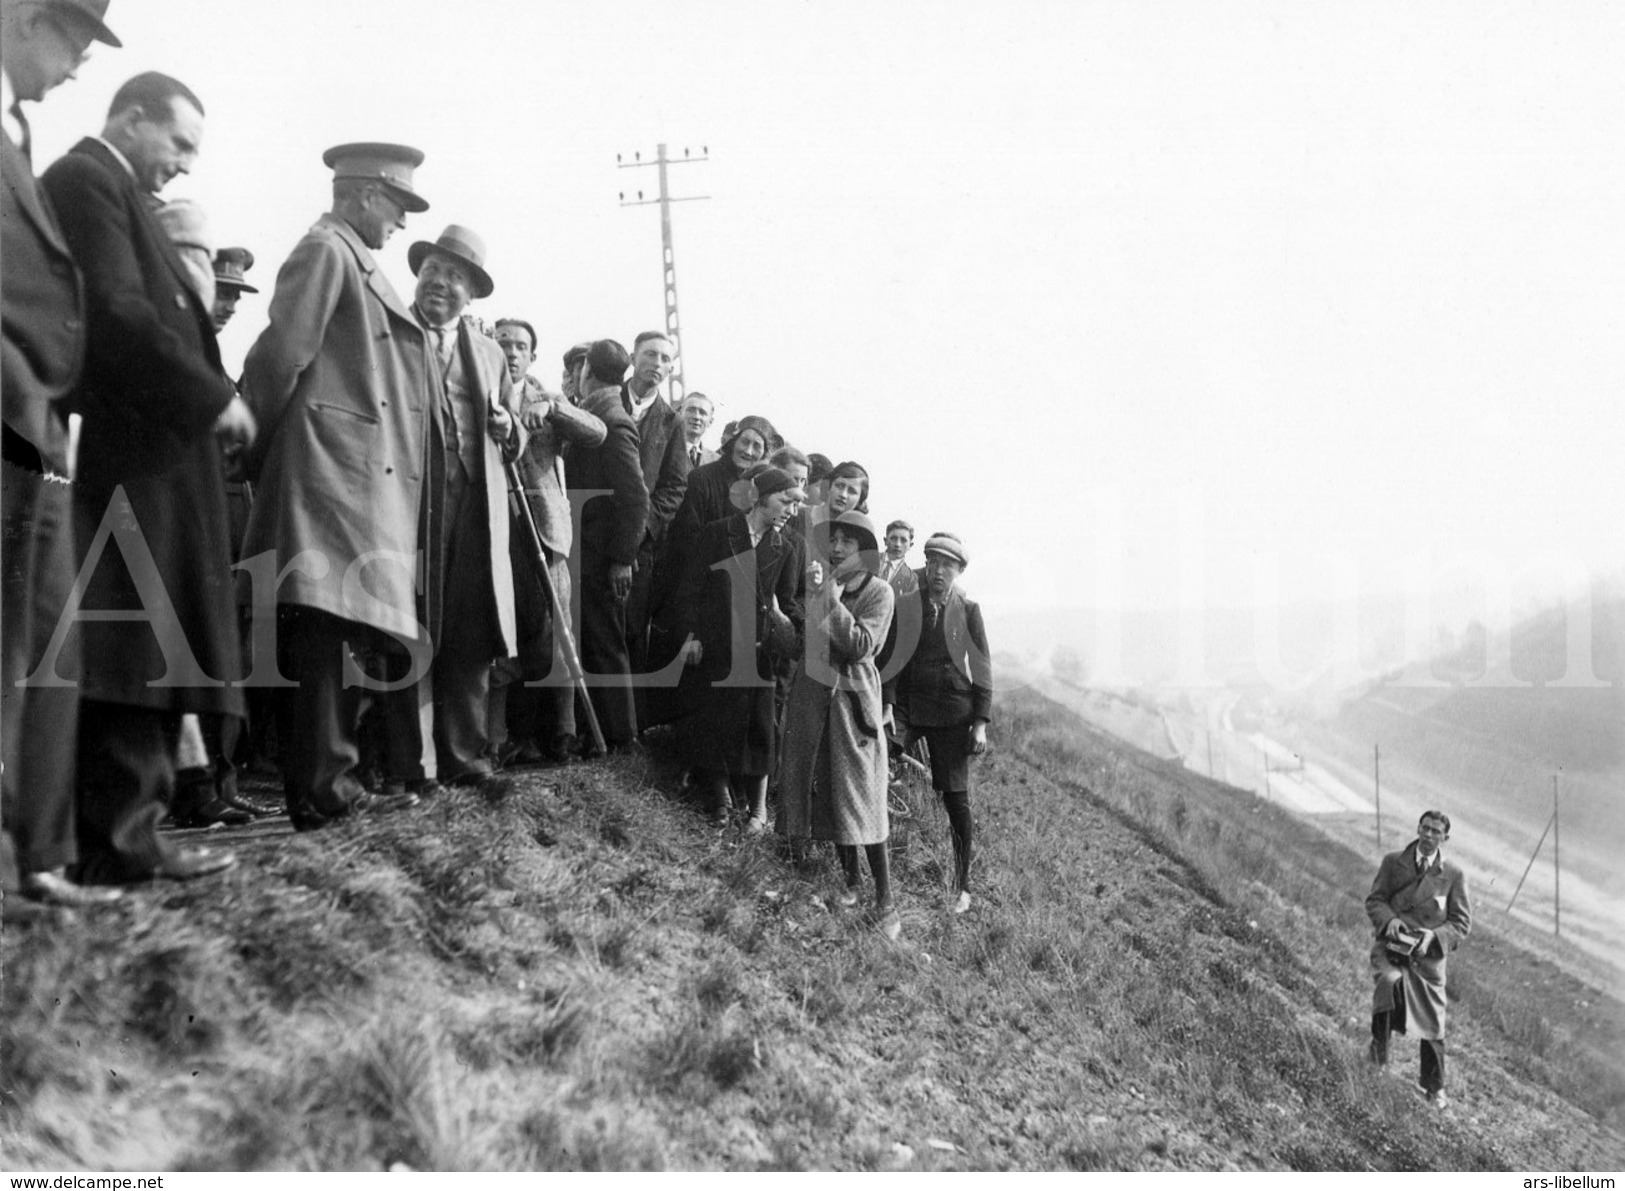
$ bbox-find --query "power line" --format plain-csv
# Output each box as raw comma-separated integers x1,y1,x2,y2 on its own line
617,143,710,403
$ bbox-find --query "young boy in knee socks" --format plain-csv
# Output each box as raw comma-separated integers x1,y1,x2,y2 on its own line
882,531,992,913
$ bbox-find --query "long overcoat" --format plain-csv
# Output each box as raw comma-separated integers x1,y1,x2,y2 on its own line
40,138,242,716
240,213,431,644
777,571,895,845
672,514,803,776
418,320,525,657
1365,842,1472,1040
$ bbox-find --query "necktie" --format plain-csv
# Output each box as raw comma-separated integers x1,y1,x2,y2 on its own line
690,445,701,467
433,324,453,363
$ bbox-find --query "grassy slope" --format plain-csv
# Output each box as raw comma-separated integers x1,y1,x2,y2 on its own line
3,689,1622,1171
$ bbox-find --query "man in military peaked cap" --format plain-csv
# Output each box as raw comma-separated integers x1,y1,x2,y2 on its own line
210,245,256,331
240,141,434,830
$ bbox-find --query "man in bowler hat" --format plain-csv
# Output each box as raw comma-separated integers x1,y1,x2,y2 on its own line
406,224,526,792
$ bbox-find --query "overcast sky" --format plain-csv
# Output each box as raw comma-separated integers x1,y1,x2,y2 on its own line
27,0,1625,619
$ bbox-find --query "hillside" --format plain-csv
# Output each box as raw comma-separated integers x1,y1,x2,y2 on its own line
3,690,1622,1171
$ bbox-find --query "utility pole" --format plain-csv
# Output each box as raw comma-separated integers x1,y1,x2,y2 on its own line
1374,743,1382,851
1553,775,1561,937
618,143,710,404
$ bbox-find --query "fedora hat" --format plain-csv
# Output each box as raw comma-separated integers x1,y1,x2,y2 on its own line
408,224,494,300
322,142,429,213
43,0,120,46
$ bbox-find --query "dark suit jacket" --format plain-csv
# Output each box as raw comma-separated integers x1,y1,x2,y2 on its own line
41,138,242,715
570,388,649,567
882,582,994,727
2,129,82,473
625,386,690,546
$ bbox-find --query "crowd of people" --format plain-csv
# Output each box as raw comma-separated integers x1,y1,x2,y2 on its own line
1,0,997,940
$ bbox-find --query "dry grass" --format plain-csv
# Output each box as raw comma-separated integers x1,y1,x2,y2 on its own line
2,691,1621,1170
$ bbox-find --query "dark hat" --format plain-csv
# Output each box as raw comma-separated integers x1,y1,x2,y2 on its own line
729,463,806,511
408,224,493,299
721,415,779,456
923,531,969,569
212,247,257,294
43,0,120,46
322,142,429,213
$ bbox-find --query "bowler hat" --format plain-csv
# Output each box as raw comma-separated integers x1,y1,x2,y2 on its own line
322,142,429,213
43,0,120,46
212,247,257,294
408,224,494,300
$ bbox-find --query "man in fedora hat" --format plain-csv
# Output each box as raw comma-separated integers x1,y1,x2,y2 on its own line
210,246,256,332
405,224,526,793
1,0,123,916
239,142,433,830
40,71,255,884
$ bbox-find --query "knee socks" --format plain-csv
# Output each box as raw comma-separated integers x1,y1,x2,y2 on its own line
940,789,972,892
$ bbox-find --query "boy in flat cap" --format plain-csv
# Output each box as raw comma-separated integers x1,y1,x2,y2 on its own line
883,531,993,914
240,142,432,829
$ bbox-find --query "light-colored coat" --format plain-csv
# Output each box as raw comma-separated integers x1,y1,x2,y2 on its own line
240,213,431,643
513,375,605,557
777,571,896,845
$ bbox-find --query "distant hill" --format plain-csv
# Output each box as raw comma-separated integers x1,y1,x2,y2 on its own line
1342,586,1623,773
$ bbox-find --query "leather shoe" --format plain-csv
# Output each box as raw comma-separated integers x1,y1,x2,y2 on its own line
153,845,236,881
349,790,420,817
170,790,253,829
21,868,124,906
222,788,282,817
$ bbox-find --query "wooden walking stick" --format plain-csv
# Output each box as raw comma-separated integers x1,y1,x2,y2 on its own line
504,459,607,755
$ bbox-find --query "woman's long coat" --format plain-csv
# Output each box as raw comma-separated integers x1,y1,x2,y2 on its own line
777,571,895,845
672,514,802,776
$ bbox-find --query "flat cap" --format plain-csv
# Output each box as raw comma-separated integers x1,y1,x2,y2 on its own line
923,531,969,569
